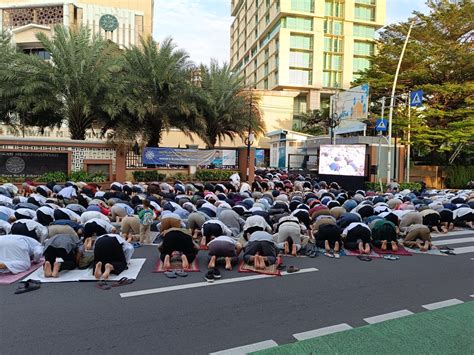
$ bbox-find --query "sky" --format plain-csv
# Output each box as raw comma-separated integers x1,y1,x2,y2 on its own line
152,0,430,66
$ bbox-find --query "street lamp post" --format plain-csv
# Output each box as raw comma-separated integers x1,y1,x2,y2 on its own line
246,91,255,182
387,19,416,185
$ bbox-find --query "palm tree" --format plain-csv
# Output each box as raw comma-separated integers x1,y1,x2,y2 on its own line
295,108,331,136
195,60,265,149
0,26,123,140
116,36,202,147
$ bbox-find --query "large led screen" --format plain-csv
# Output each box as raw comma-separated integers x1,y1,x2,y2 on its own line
318,145,366,176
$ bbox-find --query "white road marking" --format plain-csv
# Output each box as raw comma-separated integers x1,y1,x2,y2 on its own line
470,295,474,298
210,340,278,355
364,310,414,324
432,230,474,238
453,246,474,254
120,267,319,298
433,237,474,246
422,299,464,310
293,323,353,341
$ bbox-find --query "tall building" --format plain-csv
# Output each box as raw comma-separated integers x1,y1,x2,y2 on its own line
230,0,385,119
0,0,153,51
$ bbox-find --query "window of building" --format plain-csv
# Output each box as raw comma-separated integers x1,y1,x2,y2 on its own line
324,37,343,52
355,0,375,5
275,54,279,67
353,25,376,38
266,0,271,7
275,70,279,84
282,16,313,31
323,53,342,70
264,63,269,75
289,51,312,68
324,19,343,35
291,0,314,13
290,34,313,50
324,0,344,17
264,78,269,89
255,28,258,38
289,69,312,85
24,48,51,60
355,5,375,21
293,95,308,114
323,71,342,88
354,41,374,56
266,13,270,24
264,48,269,59
353,57,371,73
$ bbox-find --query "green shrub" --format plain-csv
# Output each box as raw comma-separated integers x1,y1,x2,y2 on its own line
194,169,238,182
89,172,107,183
36,171,67,183
132,170,167,182
69,170,89,182
168,172,189,181
364,182,421,192
444,166,474,189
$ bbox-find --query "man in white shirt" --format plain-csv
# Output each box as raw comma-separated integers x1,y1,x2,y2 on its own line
80,210,110,224
0,234,43,274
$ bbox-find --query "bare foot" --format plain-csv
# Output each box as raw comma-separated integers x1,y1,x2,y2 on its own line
44,261,52,278
200,237,207,247
284,241,289,255
334,241,340,253
391,241,399,252
381,240,387,251
208,255,216,269
163,255,171,270
325,240,331,253
102,263,114,280
94,262,103,280
291,244,298,257
256,256,265,270
52,262,61,278
225,257,232,271
364,244,371,254
441,226,448,233
358,242,364,254
420,241,429,252
181,255,190,270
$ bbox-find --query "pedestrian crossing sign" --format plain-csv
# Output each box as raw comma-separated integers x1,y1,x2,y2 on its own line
376,118,388,132
410,90,423,107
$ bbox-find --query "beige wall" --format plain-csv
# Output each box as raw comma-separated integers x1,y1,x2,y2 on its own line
78,0,153,38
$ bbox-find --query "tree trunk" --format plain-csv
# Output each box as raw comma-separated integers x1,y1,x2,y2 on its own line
68,114,88,140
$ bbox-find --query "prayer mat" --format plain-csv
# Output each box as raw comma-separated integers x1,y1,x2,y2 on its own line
343,249,383,258
373,246,412,256
238,256,282,276
0,259,44,285
404,247,448,256
153,257,200,272
24,259,146,283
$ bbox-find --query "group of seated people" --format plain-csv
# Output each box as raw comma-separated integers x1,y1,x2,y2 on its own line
0,172,473,280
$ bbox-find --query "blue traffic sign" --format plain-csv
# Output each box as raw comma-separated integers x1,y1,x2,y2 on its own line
410,90,423,107
375,118,388,132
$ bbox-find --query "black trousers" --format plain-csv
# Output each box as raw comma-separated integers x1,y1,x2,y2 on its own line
202,223,223,244
43,247,77,271
243,241,277,265
93,236,127,275
159,230,198,263
11,223,40,242
344,225,371,250
84,222,107,239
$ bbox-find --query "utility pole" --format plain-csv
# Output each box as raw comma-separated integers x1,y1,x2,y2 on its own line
387,19,415,185
377,97,386,191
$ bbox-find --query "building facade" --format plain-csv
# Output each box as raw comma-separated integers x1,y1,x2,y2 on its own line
0,0,153,50
230,0,385,119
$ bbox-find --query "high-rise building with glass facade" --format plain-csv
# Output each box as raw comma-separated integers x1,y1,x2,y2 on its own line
230,0,385,117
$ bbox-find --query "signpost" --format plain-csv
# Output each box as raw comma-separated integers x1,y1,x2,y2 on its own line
375,118,388,132
406,89,423,182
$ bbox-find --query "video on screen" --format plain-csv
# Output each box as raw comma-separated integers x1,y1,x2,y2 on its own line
318,145,366,176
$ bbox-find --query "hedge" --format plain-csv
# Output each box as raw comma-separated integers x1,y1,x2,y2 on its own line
34,170,107,183
194,170,238,182
132,171,166,182
365,182,422,192
444,166,474,189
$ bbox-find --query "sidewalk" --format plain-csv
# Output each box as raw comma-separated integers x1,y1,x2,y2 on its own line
253,301,474,355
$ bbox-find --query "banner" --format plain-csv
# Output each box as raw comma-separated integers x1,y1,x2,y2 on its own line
0,151,68,178
334,83,369,120
143,148,237,166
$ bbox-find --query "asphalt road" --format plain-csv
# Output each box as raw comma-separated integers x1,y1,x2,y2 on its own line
1,230,473,355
